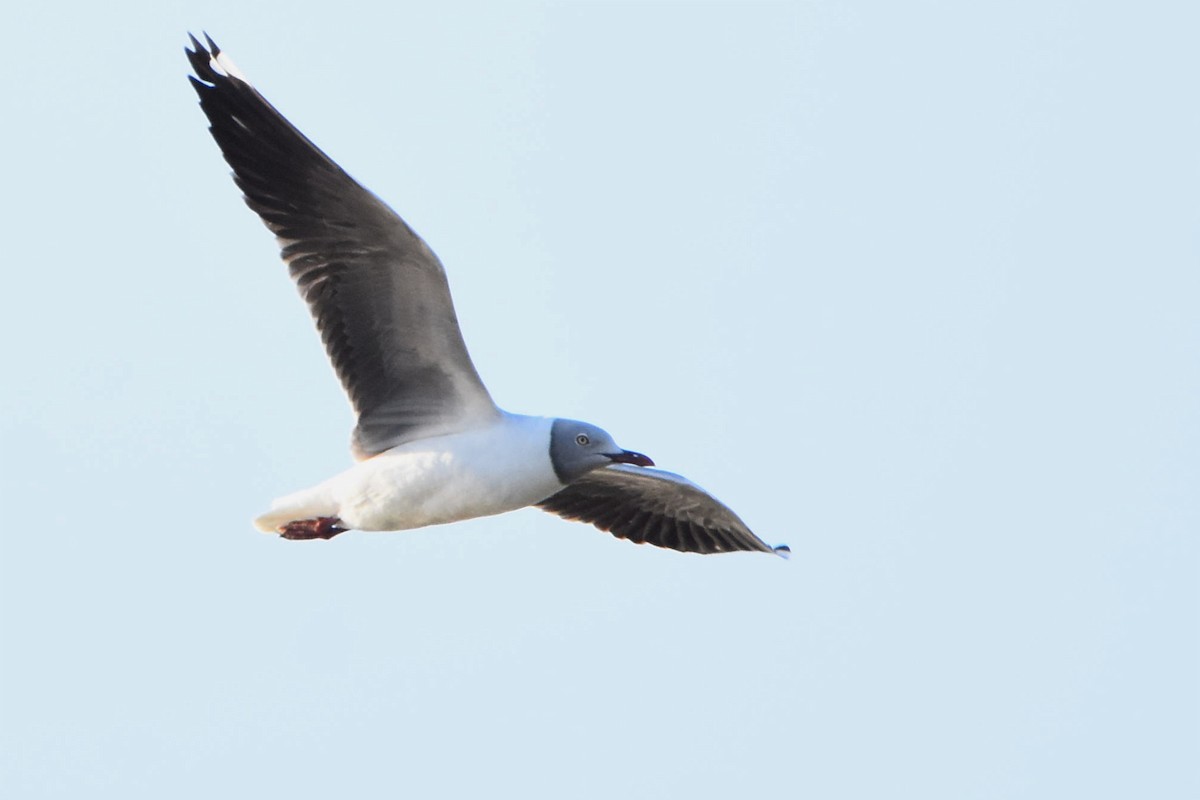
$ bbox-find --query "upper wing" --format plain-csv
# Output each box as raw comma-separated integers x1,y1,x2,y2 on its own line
186,35,499,458
537,464,789,556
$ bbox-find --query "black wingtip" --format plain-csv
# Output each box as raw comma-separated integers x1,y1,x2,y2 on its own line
185,32,242,92
185,32,214,83
772,544,791,559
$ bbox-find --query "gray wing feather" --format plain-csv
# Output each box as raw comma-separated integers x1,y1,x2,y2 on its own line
537,465,789,556
187,36,499,458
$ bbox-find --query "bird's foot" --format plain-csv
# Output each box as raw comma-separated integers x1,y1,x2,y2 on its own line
279,517,349,540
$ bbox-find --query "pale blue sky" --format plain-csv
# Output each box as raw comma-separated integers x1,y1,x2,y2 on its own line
2,1,1197,798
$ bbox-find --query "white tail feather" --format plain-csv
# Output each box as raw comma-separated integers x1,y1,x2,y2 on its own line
253,485,337,533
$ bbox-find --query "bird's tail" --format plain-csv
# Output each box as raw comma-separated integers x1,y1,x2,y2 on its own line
253,484,337,533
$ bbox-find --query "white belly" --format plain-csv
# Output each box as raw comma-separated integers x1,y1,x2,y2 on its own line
255,414,565,533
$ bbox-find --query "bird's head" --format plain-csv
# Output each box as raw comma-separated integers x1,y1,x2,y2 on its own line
548,418,653,484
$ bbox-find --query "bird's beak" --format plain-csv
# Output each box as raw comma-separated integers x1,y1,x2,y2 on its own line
607,450,654,468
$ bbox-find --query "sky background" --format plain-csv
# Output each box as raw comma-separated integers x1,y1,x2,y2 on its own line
2,1,1197,797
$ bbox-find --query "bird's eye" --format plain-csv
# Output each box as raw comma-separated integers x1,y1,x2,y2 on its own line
575,434,591,446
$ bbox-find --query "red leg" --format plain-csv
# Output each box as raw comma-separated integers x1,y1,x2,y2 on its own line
279,517,349,540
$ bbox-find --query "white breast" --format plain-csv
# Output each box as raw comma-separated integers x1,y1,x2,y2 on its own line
325,413,563,531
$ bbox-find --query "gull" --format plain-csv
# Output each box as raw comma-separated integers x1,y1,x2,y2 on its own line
186,35,788,557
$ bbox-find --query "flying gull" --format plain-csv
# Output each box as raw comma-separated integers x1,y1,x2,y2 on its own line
186,35,788,557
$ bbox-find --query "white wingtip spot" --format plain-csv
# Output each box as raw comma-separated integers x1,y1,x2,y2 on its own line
211,50,252,84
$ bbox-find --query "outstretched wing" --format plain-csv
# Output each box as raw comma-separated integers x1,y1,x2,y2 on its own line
186,35,499,458
538,464,788,556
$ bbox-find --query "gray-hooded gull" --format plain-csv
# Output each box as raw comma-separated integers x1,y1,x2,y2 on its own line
186,35,788,557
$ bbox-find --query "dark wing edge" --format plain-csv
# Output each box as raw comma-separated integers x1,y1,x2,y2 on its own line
185,35,499,458
537,464,789,557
